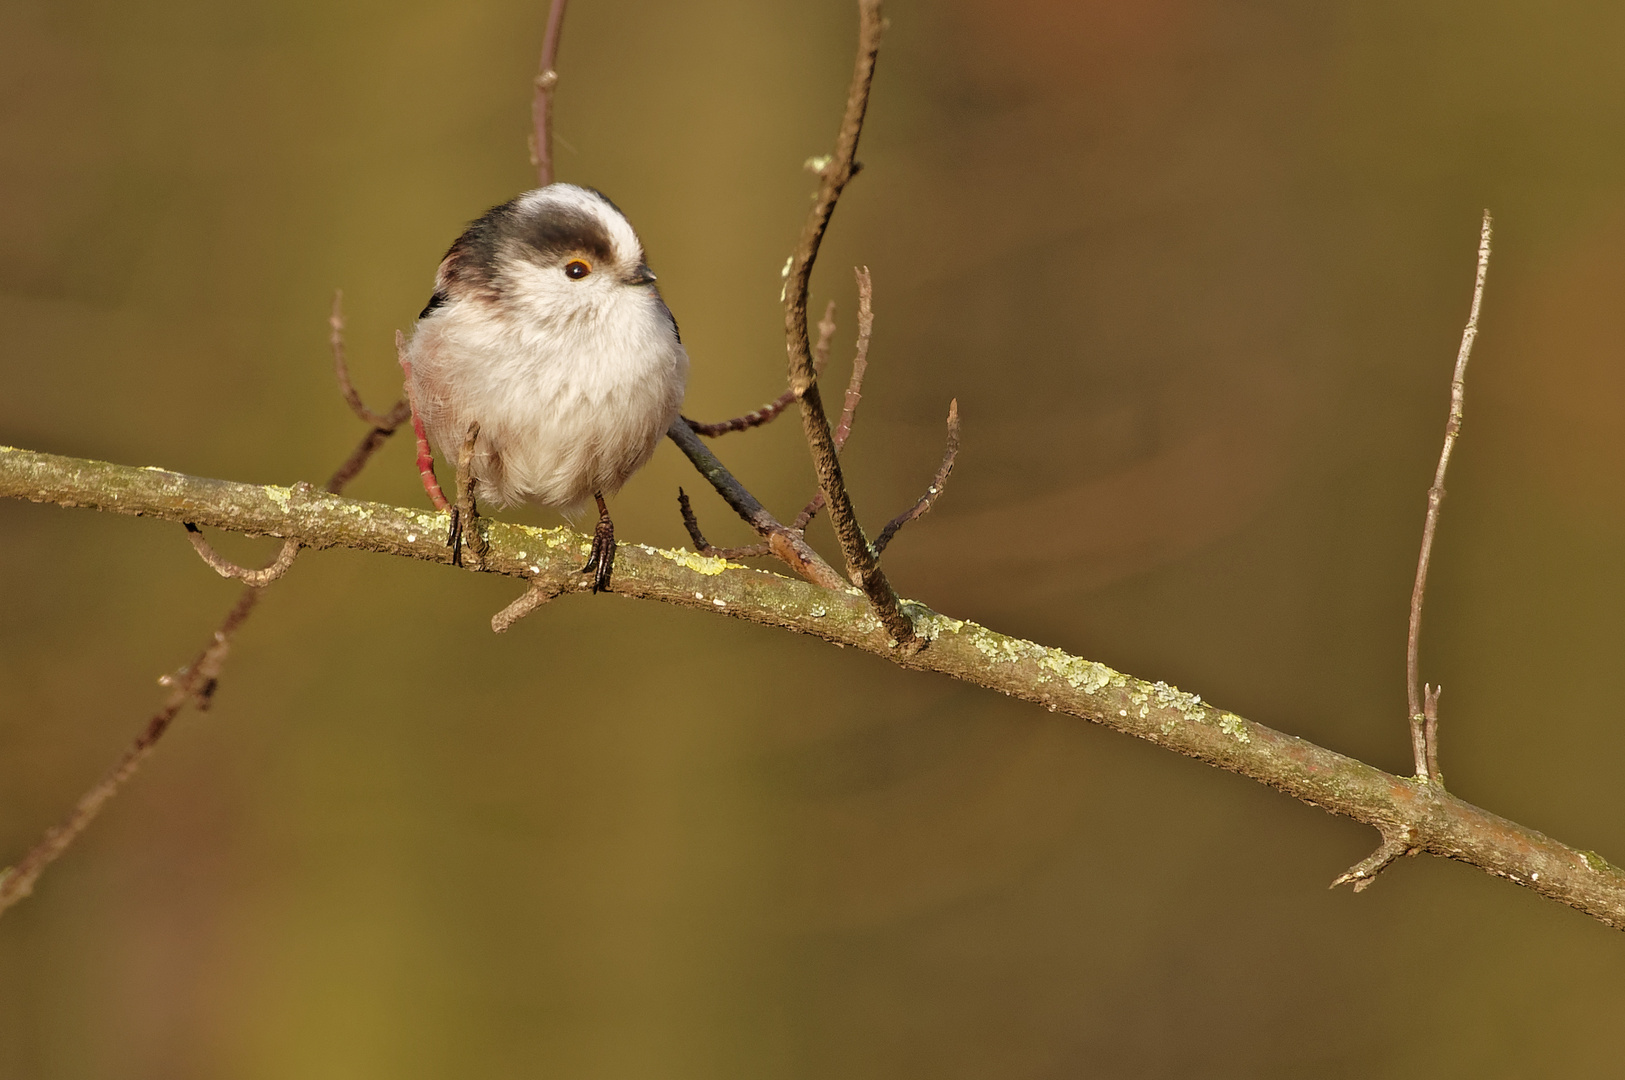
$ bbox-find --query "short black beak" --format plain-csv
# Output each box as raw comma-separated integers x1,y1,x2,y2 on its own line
626,265,657,286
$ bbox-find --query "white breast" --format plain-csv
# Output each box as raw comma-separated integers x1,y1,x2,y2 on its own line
406,281,688,512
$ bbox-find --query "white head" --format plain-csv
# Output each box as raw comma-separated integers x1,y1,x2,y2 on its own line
420,183,668,334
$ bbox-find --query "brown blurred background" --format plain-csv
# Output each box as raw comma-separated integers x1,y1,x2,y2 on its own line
3,0,1625,1075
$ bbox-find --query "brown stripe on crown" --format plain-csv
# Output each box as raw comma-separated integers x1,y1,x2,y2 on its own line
511,203,618,268
432,194,625,310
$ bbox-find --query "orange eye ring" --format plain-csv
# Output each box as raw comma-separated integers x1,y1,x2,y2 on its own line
564,259,592,280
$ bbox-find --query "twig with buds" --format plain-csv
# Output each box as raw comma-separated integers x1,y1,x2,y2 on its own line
1334,210,1493,893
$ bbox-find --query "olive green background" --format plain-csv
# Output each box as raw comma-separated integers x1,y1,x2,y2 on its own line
3,0,1624,1076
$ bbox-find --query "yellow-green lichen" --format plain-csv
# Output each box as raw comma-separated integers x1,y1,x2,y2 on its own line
1037,650,1116,694
913,612,966,640
1217,714,1251,744
1579,850,1619,874
665,549,736,576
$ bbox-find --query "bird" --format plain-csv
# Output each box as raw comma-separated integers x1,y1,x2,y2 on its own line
401,184,689,592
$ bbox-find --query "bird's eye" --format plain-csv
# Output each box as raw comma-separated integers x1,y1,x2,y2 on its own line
564,259,592,280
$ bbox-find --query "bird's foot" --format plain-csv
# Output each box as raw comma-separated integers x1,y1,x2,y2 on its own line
580,494,616,593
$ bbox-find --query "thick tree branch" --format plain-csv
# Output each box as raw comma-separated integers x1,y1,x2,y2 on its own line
5,443,1624,932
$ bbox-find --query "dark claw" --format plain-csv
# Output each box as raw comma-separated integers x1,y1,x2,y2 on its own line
580,494,616,593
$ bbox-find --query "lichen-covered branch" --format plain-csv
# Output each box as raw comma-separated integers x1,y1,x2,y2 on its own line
5,443,1624,932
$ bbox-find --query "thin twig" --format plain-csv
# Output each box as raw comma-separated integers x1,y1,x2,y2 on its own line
530,0,569,186
666,418,846,589
793,271,875,531
1407,210,1492,783
330,290,396,428
492,580,566,633
873,399,959,555
184,523,302,586
834,267,874,448
1332,827,1416,893
1424,683,1443,788
0,376,407,916
685,302,838,437
677,488,770,558
449,421,485,568
781,1,915,646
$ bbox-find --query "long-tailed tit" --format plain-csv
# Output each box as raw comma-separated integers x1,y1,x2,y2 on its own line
403,184,689,591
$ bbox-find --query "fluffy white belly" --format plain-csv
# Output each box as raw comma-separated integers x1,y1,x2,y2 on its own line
407,293,687,511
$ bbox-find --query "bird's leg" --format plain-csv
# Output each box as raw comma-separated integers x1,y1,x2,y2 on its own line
395,341,450,511
581,493,616,593
448,421,484,568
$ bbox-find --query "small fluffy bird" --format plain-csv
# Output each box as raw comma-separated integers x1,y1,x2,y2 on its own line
403,184,689,591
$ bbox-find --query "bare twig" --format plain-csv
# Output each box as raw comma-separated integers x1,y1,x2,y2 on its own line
873,399,959,555
685,302,838,437
1407,211,1492,784
781,1,915,646
1332,827,1416,893
1424,683,1443,787
492,580,566,633
666,418,846,589
530,0,570,185
793,272,875,531
677,488,770,558
184,523,302,586
449,421,485,568
330,290,396,428
0,372,406,916
833,268,874,448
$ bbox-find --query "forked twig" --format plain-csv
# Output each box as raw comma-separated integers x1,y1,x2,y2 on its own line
873,399,959,555
530,0,570,186
1334,212,1493,897
781,1,915,646
685,301,838,437
1406,210,1492,784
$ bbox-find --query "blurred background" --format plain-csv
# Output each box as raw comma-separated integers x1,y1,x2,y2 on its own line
3,0,1624,1075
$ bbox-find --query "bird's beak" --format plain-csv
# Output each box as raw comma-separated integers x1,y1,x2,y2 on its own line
626,265,657,286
